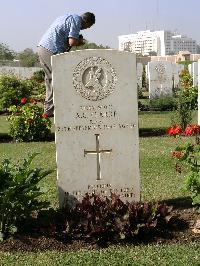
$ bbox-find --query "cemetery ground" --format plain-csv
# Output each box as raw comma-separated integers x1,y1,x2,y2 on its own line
0,111,199,265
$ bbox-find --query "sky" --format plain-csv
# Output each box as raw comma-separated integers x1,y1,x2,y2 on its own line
1,0,200,52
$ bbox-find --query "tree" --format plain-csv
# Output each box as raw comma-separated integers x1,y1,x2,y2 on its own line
71,41,110,51
149,51,157,56
142,65,147,89
0,43,15,60
17,48,39,67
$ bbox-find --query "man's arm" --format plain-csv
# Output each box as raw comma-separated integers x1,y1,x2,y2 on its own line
68,35,85,47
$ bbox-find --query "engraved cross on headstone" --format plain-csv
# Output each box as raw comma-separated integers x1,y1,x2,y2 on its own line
84,134,112,180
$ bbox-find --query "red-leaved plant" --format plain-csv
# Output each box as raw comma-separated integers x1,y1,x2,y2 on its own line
20,194,172,242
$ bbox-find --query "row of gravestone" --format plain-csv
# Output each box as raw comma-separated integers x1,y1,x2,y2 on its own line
5,49,197,208
137,61,198,99
188,62,198,86
0,66,42,79
0,62,197,101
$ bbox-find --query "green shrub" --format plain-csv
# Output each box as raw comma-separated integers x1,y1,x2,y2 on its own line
30,70,46,99
8,99,52,142
138,100,149,111
171,69,197,130
172,89,193,130
179,86,198,110
33,81,46,100
142,65,147,89
0,75,32,111
179,68,193,88
26,78,46,101
32,70,45,83
185,172,200,207
0,153,51,240
138,86,143,99
149,97,177,111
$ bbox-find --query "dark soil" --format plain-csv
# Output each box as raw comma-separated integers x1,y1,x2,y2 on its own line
0,200,199,252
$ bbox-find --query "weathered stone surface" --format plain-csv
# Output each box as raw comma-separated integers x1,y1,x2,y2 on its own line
52,50,140,207
0,66,41,79
137,63,143,89
148,61,173,99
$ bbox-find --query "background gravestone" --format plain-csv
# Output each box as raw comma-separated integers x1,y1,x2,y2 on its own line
198,59,200,125
145,64,149,80
188,63,193,76
148,61,173,99
189,62,198,86
52,49,140,207
136,63,143,89
178,64,184,73
0,66,41,79
172,63,180,88
192,62,198,86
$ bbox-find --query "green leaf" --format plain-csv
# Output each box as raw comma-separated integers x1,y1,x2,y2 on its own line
0,153,51,239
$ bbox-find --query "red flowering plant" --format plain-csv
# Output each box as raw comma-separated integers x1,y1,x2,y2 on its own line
167,124,200,208
166,125,182,136
21,97,27,104
7,98,52,142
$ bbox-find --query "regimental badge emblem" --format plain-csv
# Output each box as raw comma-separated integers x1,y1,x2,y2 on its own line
73,57,117,101
154,63,167,83
155,63,166,75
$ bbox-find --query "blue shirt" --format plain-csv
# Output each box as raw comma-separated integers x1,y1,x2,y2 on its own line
38,14,81,54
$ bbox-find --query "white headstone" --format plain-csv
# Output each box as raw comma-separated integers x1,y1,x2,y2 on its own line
177,64,184,75
192,62,198,87
145,64,149,80
172,63,180,88
188,64,193,76
52,49,140,207
148,61,173,99
136,63,143,89
0,66,42,79
198,59,200,125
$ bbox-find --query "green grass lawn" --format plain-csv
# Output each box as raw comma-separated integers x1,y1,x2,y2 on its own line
0,243,199,266
0,111,199,265
0,115,9,134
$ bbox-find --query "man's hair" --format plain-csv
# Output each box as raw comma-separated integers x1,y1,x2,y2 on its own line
81,12,95,26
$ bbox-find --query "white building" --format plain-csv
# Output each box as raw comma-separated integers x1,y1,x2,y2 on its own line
118,30,197,56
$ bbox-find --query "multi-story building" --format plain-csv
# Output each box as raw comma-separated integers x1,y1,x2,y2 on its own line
171,35,197,54
118,30,197,56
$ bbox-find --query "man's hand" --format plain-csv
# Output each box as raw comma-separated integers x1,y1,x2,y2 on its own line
78,34,86,45
68,36,85,47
